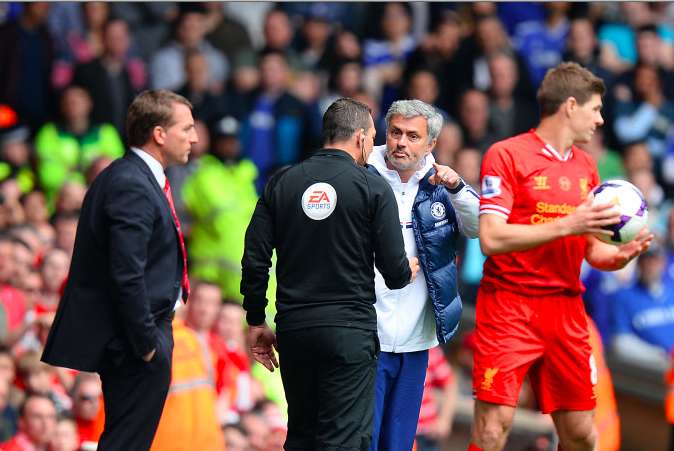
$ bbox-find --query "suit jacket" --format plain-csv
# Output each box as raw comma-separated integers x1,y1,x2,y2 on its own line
42,151,183,372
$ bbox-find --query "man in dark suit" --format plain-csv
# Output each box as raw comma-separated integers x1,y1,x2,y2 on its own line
42,90,198,450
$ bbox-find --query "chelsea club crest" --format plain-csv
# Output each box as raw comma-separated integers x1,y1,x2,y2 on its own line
430,202,446,219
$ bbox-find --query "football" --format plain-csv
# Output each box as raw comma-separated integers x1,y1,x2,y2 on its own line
591,180,648,245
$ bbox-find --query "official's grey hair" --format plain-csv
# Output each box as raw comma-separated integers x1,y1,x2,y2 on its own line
385,99,444,143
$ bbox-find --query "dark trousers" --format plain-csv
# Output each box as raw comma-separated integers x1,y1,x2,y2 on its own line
97,318,173,451
277,326,379,451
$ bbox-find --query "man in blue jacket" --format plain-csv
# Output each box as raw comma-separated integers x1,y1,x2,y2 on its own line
367,99,479,450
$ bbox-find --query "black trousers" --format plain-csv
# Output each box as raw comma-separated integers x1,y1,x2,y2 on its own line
277,326,379,451
97,317,173,451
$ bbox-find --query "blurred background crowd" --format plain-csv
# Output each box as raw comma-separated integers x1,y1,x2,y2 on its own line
1,2,674,450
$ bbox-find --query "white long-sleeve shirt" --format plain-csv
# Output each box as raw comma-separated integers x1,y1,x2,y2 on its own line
368,145,479,352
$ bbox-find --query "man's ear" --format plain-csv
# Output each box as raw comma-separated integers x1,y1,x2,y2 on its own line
564,96,578,116
152,126,165,146
427,138,438,153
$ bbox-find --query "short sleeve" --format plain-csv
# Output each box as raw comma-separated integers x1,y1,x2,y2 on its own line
479,143,517,220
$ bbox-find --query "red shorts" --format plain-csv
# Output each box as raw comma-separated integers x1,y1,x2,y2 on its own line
472,288,596,414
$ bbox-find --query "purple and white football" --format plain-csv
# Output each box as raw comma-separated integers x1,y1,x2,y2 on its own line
592,179,648,245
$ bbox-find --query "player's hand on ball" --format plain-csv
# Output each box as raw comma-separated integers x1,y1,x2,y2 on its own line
614,227,654,267
408,257,420,282
560,193,620,237
248,324,279,372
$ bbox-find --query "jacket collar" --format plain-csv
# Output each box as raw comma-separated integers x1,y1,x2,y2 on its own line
123,151,171,210
314,148,356,162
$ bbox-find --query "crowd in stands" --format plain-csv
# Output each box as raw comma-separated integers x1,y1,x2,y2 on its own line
1,1,674,449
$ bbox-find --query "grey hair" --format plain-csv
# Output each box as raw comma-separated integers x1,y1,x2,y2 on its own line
385,99,444,143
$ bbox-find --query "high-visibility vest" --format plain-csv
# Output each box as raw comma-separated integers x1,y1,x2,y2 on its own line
588,317,621,451
151,319,224,451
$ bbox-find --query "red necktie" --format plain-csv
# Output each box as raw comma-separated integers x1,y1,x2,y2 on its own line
163,178,190,302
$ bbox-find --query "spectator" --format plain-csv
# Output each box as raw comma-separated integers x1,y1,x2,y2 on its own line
0,235,27,334
320,60,364,115
0,393,57,451
362,3,416,106
38,248,69,314
150,8,229,92
69,373,103,450
52,2,110,88
183,117,258,300
613,64,674,158
84,155,113,186
176,50,223,124
433,122,464,167
240,50,315,192
486,51,537,142
0,178,26,228
623,141,654,178
150,317,225,451
64,2,109,63
223,423,249,451
456,14,535,101
0,121,35,194
458,89,497,153
295,11,333,73
598,3,668,73
260,9,298,67
212,300,253,423
0,347,16,384
108,3,177,62
202,2,253,63
228,53,261,99
405,11,464,116
73,18,146,134
610,25,674,103
0,2,54,131
564,18,614,85
332,30,363,63
611,242,674,371
0,377,18,442
51,211,79,256
16,352,70,415
51,416,79,451
19,192,54,247
35,86,124,205
455,148,487,306
405,69,446,116
239,411,270,451
54,181,86,216
512,2,570,86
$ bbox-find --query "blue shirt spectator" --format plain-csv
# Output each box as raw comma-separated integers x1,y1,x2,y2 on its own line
512,4,569,86
611,246,674,370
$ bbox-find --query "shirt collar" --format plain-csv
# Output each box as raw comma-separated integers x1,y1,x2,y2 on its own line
530,130,574,162
368,144,435,185
131,147,166,188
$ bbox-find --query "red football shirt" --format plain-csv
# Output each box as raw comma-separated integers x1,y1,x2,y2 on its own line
479,131,600,296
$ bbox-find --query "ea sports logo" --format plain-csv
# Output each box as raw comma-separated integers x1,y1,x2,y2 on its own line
301,183,337,220
430,202,446,219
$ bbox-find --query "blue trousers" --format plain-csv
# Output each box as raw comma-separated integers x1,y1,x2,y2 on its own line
370,350,429,451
